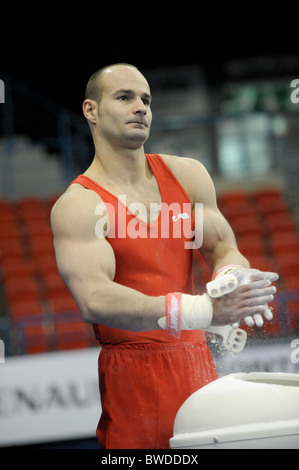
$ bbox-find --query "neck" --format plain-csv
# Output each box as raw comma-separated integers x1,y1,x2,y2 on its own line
86,141,149,185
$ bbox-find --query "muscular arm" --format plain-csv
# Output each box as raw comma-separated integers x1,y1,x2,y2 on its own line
199,186,250,275
164,156,280,327
164,155,250,274
50,186,164,331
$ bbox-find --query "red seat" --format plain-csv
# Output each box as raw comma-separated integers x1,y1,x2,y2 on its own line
265,214,297,235
284,275,299,291
0,204,17,224
0,258,36,281
8,298,43,320
17,197,46,212
231,215,264,237
28,234,54,258
263,320,281,336
34,253,58,277
220,190,249,206
288,302,299,333
270,232,299,255
236,234,266,257
272,241,299,259
42,271,70,298
54,321,91,350
0,222,21,240
24,220,52,238
0,238,24,261
254,187,283,201
3,276,41,303
245,255,276,273
222,201,257,220
48,293,79,313
274,252,299,279
19,205,49,222
22,324,53,354
258,198,289,216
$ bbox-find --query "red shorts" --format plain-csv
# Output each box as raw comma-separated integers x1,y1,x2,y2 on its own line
96,340,218,449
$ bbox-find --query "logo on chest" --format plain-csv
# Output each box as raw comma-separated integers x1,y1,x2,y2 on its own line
95,198,203,249
172,212,190,222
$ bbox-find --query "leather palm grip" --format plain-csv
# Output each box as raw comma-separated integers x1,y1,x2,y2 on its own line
206,273,239,298
204,324,247,353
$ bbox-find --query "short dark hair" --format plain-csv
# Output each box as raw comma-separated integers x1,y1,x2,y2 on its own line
85,63,138,103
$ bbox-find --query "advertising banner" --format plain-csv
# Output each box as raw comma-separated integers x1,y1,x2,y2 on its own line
0,348,101,447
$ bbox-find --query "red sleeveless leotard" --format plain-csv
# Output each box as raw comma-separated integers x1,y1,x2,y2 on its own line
71,154,217,448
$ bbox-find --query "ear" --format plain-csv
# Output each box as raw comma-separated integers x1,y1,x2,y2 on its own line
82,99,98,125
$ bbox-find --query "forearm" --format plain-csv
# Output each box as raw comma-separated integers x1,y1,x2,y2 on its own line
79,280,165,332
212,245,250,275
199,206,250,276
201,242,250,278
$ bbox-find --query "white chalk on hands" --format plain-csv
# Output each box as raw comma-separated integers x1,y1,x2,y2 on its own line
208,267,278,329
206,274,238,298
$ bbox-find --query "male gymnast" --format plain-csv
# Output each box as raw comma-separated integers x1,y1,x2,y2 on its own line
51,64,278,449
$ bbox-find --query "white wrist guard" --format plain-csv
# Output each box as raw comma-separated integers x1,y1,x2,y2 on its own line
157,292,213,338
203,324,247,353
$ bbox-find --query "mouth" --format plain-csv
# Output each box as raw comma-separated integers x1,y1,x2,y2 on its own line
127,120,148,128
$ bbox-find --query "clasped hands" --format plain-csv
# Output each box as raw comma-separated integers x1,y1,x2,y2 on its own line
206,268,279,328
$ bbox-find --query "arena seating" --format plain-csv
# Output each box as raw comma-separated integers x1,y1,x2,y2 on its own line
0,187,298,355
0,195,97,355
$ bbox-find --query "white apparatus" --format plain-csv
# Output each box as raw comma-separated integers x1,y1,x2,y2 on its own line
170,372,299,449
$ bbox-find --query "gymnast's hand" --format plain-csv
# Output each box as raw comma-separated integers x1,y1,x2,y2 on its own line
207,268,279,327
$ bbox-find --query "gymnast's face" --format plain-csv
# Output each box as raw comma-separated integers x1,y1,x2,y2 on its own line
94,65,152,150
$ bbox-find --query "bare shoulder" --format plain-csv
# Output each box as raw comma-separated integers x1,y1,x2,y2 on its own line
159,154,216,204
50,183,103,240
160,154,207,176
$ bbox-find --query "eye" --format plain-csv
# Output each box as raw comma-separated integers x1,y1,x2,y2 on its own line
118,95,128,101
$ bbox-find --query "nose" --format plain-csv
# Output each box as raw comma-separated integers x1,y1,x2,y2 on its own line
134,98,147,115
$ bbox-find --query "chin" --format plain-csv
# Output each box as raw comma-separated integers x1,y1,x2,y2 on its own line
125,132,149,149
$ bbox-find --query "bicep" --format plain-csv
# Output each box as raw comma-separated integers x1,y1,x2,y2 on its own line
54,234,116,311
51,189,116,316
55,232,115,282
